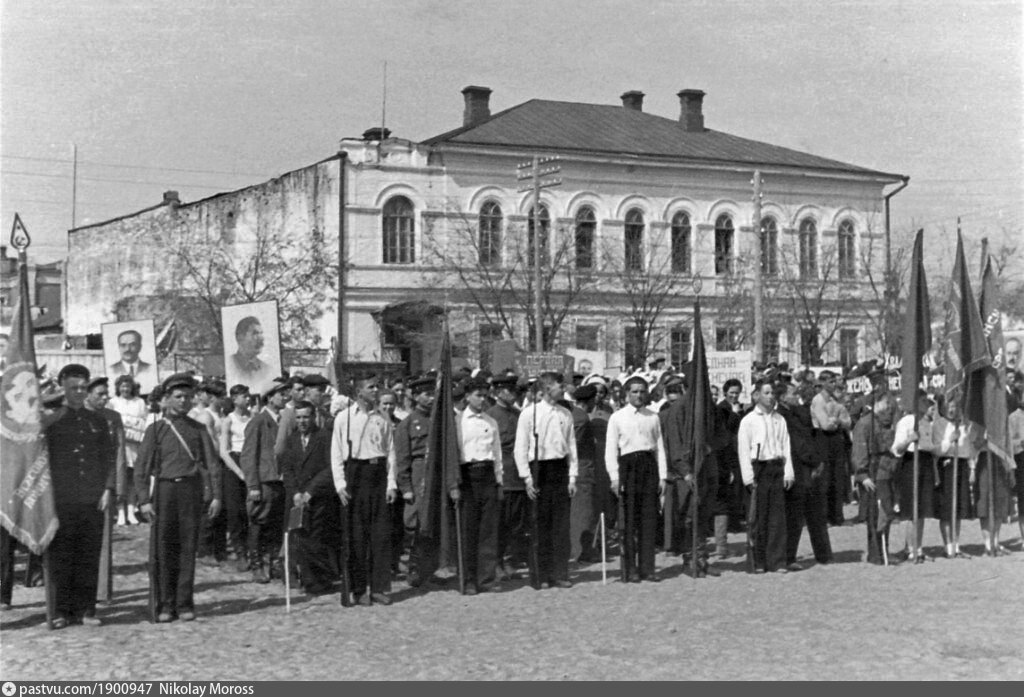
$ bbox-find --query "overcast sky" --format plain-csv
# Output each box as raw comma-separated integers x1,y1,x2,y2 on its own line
2,0,1021,268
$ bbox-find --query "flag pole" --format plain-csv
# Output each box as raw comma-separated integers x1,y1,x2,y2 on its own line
950,418,960,556
599,512,607,585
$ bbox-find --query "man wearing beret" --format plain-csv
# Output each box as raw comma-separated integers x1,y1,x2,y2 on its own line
44,365,117,628
240,378,289,583
396,375,437,587
134,373,222,622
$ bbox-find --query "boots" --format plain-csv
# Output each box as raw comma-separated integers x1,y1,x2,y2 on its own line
713,515,729,559
250,551,270,583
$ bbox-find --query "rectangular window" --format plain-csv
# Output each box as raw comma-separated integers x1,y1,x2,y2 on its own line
575,324,600,351
763,329,780,364
670,326,691,367
478,324,504,370
527,324,555,351
624,325,644,370
452,331,470,360
800,327,820,365
715,327,741,352
840,328,859,366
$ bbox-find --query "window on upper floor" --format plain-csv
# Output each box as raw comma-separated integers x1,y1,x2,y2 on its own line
760,217,778,277
714,214,734,275
624,208,645,272
478,201,502,267
838,219,856,280
671,211,691,274
526,204,550,267
798,218,818,279
382,196,415,264
575,206,596,270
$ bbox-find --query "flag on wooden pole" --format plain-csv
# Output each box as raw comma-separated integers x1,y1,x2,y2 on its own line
942,232,990,425
900,229,931,421
978,258,1013,471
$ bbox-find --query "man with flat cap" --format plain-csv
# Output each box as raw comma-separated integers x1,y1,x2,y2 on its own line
240,378,290,583
605,375,668,582
301,373,334,430
513,371,578,589
135,373,222,622
396,375,437,587
44,365,117,628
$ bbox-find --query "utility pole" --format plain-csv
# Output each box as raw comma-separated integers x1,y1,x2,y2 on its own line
752,170,764,362
516,156,561,352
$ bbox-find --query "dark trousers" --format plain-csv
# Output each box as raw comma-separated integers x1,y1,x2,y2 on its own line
458,463,500,588
247,481,285,564
0,527,14,606
673,457,718,558
291,496,341,591
223,456,248,554
532,459,571,584
199,462,228,559
784,465,833,564
619,452,659,578
346,459,391,595
497,489,529,567
50,503,104,619
751,460,787,572
863,479,896,564
820,431,849,524
153,478,203,614
389,497,406,573
569,476,596,560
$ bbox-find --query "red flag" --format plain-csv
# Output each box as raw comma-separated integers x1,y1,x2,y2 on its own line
681,299,715,476
419,327,461,562
979,259,1013,471
943,232,990,425
1,253,58,554
900,229,931,420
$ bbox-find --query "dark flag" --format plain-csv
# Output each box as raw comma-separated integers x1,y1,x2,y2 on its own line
900,229,931,421
419,328,461,565
0,251,58,554
942,232,990,425
681,299,715,478
979,258,1013,471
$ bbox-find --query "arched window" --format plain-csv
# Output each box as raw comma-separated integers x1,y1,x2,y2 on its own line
382,196,415,264
798,218,818,279
526,204,549,267
838,219,856,279
671,211,691,274
624,208,644,271
760,217,778,277
574,206,596,270
478,201,502,266
714,214,734,275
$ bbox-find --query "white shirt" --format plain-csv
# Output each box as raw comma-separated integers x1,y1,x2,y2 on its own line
737,405,795,486
1009,409,1024,456
604,403,668,483
227,411,251,452
891,414,937,457
934,416,978,460
811,391,851,432
457,408,503,484
513,399,579,483
331,403,398,493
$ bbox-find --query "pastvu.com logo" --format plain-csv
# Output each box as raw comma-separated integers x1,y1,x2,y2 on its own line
2,681,17,696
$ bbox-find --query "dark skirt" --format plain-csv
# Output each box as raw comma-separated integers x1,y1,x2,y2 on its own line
974,452,1014,522
935,457,974,521
897,452,936,520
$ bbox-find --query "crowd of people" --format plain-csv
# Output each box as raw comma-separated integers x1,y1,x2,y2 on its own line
2,354,1023,628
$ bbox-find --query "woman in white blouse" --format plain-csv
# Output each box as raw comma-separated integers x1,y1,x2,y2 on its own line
108,375,148,525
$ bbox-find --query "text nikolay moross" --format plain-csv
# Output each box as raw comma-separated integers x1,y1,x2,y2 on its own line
160,687,252,696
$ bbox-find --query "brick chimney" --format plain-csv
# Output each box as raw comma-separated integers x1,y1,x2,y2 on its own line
361,126,392,141
163,190,180,206
462,85,492,127
621,90,644,111
677,89,706,132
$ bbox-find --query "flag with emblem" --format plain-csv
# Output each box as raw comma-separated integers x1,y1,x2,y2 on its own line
943,232,989,425
1,251,58,554
978,258,1013,471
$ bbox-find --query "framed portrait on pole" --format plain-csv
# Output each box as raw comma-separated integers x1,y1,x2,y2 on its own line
222,300,282,396
101,319,159,394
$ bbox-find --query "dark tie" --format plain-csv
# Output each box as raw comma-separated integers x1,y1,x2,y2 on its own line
129,364,135,376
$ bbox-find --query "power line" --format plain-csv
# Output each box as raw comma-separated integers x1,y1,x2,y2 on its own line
1,169,242,190
1,153,272,178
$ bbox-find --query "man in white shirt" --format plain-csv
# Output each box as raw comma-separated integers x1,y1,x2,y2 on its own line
513,372,578,589
605,375,667,582
330,373,398,606
455,378,504,594
737,379,795,573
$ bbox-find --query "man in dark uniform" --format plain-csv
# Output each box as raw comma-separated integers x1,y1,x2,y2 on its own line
565,385,596,564
488,374,526,578
240,378,289,583
396,376,436,587
135,373,222,622
775,382,832,570
44,365,116,628
851,393,899,564
280,400,340,594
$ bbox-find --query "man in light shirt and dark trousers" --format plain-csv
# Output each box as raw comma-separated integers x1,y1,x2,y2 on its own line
454,378,504,594
737,379,795,574
605,375,668,582
331,373,399,606
810,371,852,525
513,372,578,589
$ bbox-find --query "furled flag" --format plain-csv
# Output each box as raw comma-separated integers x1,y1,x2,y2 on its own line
1,250,59,553
942,232,990,426
900,229,931,423
681,298,716,480
978,258,1013,472
419,325,461,566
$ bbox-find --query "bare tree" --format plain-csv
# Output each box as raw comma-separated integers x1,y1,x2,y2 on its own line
858,226,913,360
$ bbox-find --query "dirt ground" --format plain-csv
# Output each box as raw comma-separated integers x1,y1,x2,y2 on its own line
2,503,1023,681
